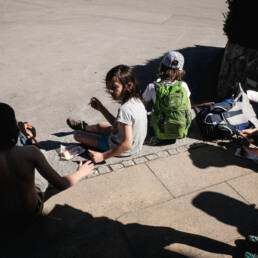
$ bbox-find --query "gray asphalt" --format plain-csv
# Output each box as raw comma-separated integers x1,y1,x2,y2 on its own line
1,0,228,175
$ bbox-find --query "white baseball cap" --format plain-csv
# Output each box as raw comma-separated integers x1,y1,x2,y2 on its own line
161,51,184,70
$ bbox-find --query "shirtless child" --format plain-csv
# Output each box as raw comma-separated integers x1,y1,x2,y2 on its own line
0,103,94,229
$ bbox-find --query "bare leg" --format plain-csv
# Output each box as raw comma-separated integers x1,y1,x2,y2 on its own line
74,131,99,148
85,122,112,135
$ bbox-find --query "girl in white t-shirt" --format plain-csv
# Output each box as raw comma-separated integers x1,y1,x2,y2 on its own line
67,65,147,163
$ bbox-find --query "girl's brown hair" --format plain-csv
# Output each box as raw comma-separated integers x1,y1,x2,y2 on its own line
158,63,185,82
105,65,141,103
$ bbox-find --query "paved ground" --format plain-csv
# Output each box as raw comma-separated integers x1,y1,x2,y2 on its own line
3,143,257,258
1,0,227,175
1,0,258,258
42,144,257,258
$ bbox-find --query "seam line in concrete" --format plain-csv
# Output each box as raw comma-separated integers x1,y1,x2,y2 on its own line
173,179,242,200
225,171,254,183
89,141,205,179
145,162,176,199
115,197,174,221
159,171,255,200
225,181,250,205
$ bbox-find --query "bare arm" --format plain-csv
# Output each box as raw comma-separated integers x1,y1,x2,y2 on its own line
33,147,94,190
240,128,258,137
103,123,133,159
88,123,133,163
239,128,258,143
90,97,116,125
243,145,258,155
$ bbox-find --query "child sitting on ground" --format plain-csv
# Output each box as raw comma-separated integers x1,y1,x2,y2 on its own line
0,103,94,231
66,64,147,163
142,51,192,143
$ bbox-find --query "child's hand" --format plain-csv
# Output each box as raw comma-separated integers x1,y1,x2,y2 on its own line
77,160,95,177
90,97,103,111
243,145,258,155
88,150,104,163
239,128,258,143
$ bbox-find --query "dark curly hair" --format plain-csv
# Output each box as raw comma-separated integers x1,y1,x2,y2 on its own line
0,103,19,151
105,64,141,103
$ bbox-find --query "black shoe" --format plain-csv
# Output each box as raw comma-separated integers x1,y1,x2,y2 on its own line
66,118,88,131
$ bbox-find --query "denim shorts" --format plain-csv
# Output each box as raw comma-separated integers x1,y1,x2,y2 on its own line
97,135,110,152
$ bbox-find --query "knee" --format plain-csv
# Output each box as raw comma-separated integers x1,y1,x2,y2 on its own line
73,131,81,142
97,122,104,129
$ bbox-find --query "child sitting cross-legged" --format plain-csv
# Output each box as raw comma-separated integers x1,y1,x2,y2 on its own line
67,64,147,163
142,51,192,144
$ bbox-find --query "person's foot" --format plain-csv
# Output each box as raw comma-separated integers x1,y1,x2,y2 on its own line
144,136,160,146
244,251,258,258
144,136,176,146
66,118,88,131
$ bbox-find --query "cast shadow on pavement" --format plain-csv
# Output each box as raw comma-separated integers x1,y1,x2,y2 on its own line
52,131,74,137
132,44,224,104
188,142,258,172
192,191,258,257
1,204,235,258
39,140,70,151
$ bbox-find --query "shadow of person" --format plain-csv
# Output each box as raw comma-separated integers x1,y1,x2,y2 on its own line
1,205,235,258
132,45,224,104
188,142,258,172
192,192,258,237
39,140,70,151
192,191,258,257
125,223,233,257
180,45,224,103
52,131,74,137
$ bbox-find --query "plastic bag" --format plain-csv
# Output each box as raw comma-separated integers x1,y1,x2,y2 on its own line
59,144,85,160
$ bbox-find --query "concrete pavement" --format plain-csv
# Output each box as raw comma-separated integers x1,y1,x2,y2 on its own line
1,0,258,257
7,142,256,258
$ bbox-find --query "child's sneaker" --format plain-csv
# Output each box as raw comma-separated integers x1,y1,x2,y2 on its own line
244,252,258,258
144,136,176,146
66,118,88,131
144,136,161,146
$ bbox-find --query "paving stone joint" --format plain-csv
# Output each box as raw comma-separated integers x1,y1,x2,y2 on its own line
89,141,206,179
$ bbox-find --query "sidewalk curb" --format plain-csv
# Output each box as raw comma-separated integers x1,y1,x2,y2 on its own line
88,140,208,178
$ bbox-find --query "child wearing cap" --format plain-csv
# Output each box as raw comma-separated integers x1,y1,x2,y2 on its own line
142,51,191,143
142,51,191,107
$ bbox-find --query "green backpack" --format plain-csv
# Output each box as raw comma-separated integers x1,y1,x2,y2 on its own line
150,80,192,140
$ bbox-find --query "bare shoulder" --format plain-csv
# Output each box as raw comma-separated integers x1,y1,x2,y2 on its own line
14,145,42,161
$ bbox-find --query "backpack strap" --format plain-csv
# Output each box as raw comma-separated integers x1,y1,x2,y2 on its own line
223,110,251,131
212,102,233,113
153,81,162,92
154,80,182,92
